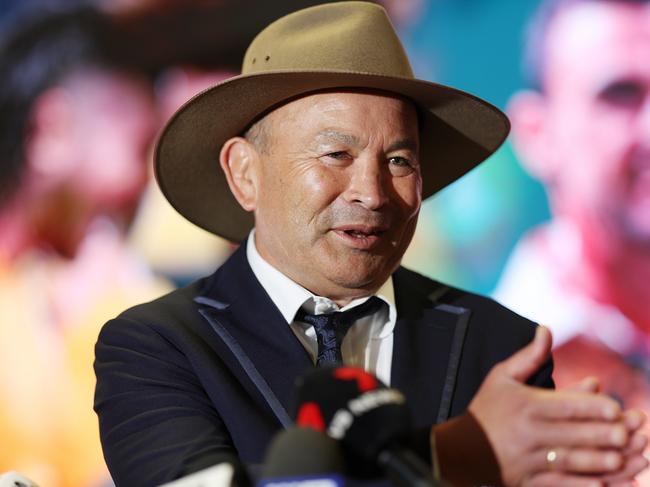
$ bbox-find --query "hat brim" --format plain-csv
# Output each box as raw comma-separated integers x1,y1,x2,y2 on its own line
154,70,510,242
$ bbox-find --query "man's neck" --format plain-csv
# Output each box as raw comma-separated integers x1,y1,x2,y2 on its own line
245,230,396,322
251,230,383,307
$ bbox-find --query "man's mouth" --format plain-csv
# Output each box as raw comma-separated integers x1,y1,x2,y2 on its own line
332,225,388,249
344,229,383,238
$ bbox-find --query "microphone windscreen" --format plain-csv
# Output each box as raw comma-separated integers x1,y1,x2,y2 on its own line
260,427,345,480
294,367,412,477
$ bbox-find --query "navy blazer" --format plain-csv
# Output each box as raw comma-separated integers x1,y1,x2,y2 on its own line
94,243,553,487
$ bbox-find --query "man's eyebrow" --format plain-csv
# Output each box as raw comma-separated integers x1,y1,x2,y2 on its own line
387,138,418,153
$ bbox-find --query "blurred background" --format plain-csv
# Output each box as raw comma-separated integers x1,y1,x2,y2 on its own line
3,0,650,486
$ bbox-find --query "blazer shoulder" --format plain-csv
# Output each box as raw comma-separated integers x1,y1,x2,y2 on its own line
395,266,538,341
98,275,214,348
118,277,206,323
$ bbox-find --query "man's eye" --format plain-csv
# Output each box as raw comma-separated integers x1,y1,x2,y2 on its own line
598,80,646,107
322,151,353,165
326,151,350,159
388,156,416,176
389,156,411,166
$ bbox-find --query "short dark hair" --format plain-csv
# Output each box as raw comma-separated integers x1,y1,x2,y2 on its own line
0,5,152,203
523,0,650,90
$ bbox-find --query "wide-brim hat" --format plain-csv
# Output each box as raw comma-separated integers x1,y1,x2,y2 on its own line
154,1,510,242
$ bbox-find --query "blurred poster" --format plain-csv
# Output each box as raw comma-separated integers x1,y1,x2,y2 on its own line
3,0,650,486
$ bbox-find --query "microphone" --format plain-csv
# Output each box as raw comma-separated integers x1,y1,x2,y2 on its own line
294,367,439,487
0,472,40,487
258,426,345,487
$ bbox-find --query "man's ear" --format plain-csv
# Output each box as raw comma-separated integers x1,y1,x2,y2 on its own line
219,136,260,212
507,90,555,183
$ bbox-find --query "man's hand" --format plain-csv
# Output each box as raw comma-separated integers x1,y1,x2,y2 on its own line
468,326,648,486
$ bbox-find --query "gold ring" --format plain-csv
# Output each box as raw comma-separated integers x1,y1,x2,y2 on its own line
546,449,558,470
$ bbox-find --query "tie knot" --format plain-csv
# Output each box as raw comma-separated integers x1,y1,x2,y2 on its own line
297,295,384,325
296,296,385,367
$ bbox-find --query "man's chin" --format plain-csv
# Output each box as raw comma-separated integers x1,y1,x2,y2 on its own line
324,260,395,293
313,237,406,291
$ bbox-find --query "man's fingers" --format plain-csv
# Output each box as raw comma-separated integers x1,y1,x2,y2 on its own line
534,421,629,449
522,449,648,486
529,390,621,421
523,471,603,487
501,326,553,383
623,409,646,432
556,448,622,473
523,447,648,484
622,432,648,455
531,447,623,474
564,376,601,393
603,454,649,484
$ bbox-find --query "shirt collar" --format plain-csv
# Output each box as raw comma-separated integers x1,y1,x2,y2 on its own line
246,229,396,337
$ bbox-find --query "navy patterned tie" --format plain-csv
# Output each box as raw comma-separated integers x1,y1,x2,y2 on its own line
296,296,385,367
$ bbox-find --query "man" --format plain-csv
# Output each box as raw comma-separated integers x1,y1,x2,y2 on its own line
496,0,650,459
0,6,167,487
495,0,650,483
95,3,647,486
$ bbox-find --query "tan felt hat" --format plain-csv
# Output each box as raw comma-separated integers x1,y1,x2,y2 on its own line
154,1,510,242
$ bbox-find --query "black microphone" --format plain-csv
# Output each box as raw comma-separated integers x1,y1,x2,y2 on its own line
258,426,345,487
294,367,440,487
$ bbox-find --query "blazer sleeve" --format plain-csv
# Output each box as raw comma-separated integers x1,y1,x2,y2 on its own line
94,315,236,487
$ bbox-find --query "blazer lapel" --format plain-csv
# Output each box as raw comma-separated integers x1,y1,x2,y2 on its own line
391,268,471,427
193,251,472,430
195,243,313,427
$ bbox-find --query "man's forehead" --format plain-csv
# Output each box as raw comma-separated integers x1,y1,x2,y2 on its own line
313,129,419,152
545,1,650,88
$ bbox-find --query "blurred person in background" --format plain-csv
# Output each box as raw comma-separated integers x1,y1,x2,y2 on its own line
0,5,168,486
495,0,650,478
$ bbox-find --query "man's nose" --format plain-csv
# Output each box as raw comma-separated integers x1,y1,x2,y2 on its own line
343,156,390,210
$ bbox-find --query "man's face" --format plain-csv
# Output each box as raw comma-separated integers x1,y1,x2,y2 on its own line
66,69,157,220
251,91,422,302
541,1,650,245
30,69,157,257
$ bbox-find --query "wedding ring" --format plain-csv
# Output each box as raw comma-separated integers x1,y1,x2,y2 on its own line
546,449,558,470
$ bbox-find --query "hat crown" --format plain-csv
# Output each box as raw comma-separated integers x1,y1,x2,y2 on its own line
242,2,414,78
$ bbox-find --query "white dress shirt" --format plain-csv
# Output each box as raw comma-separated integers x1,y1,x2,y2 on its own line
246,230,396,385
